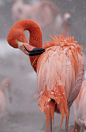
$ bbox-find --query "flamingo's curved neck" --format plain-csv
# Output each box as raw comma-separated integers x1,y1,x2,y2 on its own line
14,19,43,71
14,19,43,48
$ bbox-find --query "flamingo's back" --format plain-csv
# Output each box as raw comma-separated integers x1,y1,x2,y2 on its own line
37,35,84,132
73,80,86,130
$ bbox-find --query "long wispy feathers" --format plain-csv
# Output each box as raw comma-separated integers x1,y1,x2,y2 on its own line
37,34,84,132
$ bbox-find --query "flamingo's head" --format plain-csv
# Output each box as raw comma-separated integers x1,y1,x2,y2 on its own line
63,12,71,26
7,28,45,56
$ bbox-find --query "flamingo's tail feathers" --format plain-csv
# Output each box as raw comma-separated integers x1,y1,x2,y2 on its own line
38,94,55,132
38,85,69,132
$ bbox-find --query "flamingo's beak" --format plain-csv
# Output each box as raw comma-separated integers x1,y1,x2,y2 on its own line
24,45,45,56
17,40,45,56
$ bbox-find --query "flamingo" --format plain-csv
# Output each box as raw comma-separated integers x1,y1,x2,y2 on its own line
7,19,84,132
11,0,71,37
11,0,59,25
71,80,86,132
30,0,60,28
11,0,32,22
0,78,12,118
30,12,71,103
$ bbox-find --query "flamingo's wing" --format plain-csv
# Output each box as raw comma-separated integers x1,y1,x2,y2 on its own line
73,80,86,129
67,60,84,107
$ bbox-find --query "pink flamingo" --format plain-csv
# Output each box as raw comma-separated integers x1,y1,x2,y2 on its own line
7,19,84,132
11,0,71,37
11,0,60,28
30,0,60,28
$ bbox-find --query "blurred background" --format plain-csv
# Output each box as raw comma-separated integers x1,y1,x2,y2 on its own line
0,0,86,132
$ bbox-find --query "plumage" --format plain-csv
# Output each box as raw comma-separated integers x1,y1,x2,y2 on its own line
7,19,84,132
37,35,84,132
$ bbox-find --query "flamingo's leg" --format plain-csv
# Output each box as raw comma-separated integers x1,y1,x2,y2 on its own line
65,106,70,132
49,117,52,132
81,128,84,132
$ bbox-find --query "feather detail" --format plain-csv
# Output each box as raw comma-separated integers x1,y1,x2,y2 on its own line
43,35,83,78
38,85,69,132
44,34,83,52
37,34,84,132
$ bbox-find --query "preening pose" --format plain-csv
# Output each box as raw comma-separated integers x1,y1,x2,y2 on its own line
7,19,84,132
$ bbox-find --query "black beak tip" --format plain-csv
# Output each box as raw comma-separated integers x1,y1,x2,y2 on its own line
29,47,45,56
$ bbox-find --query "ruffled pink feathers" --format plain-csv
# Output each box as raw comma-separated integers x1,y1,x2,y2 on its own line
38,85,69,132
